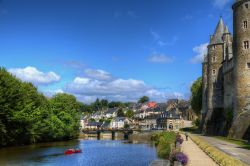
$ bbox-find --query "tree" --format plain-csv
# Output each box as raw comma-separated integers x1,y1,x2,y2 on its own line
126,110,134,118
190,77,202,115
100,99,109,108
124,124,130,129
108,101,123,108
0,68,82,147
117,109,125,117
50,93,81,139
138,96,149,104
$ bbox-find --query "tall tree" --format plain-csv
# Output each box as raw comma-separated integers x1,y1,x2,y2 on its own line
138,96,149,104
125,110,134,118
190,77,202,115
117,109,125,117
0,68,82,147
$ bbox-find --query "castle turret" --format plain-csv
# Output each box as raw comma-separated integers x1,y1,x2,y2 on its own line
230,0,250,139
203,18,227,134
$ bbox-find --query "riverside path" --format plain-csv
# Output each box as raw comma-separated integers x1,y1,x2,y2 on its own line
181,135,218,166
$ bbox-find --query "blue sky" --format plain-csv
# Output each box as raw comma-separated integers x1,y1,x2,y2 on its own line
0,0,234,103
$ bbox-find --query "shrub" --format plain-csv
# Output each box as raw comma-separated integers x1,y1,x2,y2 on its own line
151,132,176,159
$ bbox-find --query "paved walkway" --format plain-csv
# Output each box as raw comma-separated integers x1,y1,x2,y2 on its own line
181,135,218,166
199,135,250,165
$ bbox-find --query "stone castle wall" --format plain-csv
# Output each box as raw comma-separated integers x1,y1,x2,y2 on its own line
202,0,250,139
230,0,250,139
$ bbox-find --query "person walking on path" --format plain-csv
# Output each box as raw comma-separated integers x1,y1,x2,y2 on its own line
185,132,188,141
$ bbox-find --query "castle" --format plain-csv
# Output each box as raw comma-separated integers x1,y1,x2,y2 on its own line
201,0,250,140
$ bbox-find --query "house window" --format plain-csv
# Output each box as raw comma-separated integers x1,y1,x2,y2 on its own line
212,69,216,75
247,63,250,69
244,41,249,49
244,21,248,29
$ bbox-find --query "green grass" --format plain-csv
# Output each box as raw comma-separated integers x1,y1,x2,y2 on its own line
215,136,250,150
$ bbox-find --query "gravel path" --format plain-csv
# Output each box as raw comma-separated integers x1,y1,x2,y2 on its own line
182,135,218,166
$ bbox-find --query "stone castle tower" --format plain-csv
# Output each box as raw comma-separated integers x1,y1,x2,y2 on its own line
230,0,250,139
201,0,250,140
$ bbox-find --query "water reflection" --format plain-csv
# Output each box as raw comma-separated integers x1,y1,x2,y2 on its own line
0,138,157,166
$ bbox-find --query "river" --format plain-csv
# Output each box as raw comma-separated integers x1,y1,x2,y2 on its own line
0,137,158,166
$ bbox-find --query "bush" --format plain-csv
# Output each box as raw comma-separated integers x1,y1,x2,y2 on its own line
151,132,176,159
192,118,200,127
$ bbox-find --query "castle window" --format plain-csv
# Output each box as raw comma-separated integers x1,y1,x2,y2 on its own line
212,56,216,62
244,21,248,29
212,69,216,75
246,3,249,9
212,45,216,50
247,63,250,69
244,41,249,49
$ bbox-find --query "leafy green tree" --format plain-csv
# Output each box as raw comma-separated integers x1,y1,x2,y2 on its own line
89,118,96,122
100,99,109,108
190,77,202,115
125,110,134,118
108,101,123,108
124,124,130,129
138,96,149,104
50,93,81,139
117,109,125,117
0,68,82,147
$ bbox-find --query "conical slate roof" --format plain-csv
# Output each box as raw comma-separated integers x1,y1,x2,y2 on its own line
210,18,226,44
224,25,229,34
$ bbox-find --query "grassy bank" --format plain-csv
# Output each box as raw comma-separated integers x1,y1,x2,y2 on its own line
151,132,176,158
190,134,247,166
214,136,250,150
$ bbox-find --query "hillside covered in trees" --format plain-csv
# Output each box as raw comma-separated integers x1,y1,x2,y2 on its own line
0,68,81,147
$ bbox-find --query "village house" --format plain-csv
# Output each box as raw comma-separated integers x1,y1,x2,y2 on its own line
85,122,103,129
90,111,104,121
110,117,130,129
139,115,158,130
157,109,184,131
104,108,118,118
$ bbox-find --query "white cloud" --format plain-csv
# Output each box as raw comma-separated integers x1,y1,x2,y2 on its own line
73,77,90,84
148,54,174,64
54,89,64,94
84,69,112,80
190,43,209,64
65,69,184,103
9,66,60,85
213,0,232,8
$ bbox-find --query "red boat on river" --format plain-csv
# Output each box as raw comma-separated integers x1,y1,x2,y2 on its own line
64,149,81,155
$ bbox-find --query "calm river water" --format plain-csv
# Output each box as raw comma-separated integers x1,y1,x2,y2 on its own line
0,138,158,166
